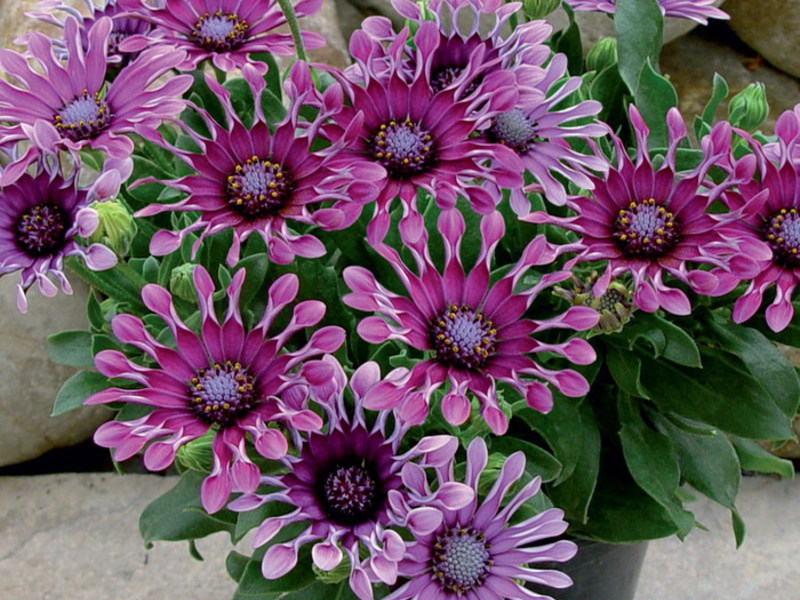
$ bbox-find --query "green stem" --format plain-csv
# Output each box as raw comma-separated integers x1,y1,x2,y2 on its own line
67,257,147,314
276,0,308,62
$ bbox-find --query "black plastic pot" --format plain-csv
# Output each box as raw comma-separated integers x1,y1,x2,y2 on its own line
529,539,648,600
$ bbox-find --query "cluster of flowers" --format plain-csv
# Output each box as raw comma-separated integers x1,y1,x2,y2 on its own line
0,0,797,598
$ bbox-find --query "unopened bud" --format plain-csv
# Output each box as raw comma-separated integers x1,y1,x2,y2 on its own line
728,83,769,132
586,38,618,73
169,263,197,303
523,0,561,20
88,199,136,257
175,430,214,473
555,273,635,335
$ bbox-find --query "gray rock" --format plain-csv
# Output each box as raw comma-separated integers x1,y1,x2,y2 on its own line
727,0,800,79
0,277,110,467
660,26,800,133
0,473,235,600
637,476,799,599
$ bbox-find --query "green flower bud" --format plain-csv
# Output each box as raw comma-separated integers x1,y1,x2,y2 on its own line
523,0,561,20
313,550,351,584
176,430,215,473
728,83,769,132
554,273,635,335
586,38,618,73
169,263,197,303
87,200,136,257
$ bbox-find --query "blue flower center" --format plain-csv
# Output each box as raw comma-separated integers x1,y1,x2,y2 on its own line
612,198,681,259
430,304,497,371
15,203,69,258
431,527,492,595
226,157,294,221
764,207,800,267
188,361,258,427
191,12,249,52
319,461,384,526
370,119,436,180
487,109,538,153
54,90,112,142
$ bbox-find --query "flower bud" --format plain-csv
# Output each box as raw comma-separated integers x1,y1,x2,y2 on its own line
169,263,197,303
728,83,769,132
586,38,618,73
554,273,634,335
523,0,561,20
87,199,136,257
175,430,214,473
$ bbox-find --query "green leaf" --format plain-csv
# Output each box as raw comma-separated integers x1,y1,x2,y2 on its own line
633,59,679,149
233,547,317,598
139,471,236,544
86,291,105,331
653,412,740,510
697,73,729,139
605,344,647,397
51,371,113,416
226,550,250,583
237,253,269,309
590,64,627,126
580,471,680,542
47,330,95,368
731,437,795,480
489,436,562,483
615,0,663,96
639,349,795,440
618,396,695,537
614,313,701,367
551,5,583,75
706,319,800,418
543,399,601,523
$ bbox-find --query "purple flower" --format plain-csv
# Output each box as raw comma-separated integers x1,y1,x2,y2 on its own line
326,22,524,242
361,0,551,103
343,209,598,435
481,53,608,210
387,437,577,600
527,105,760,316
230,359,473,600
0,165,118,312
712,109,800,332
118,0,325,72
25,0,154,66
136,64,380,266
563,0,728,24
85,265,346,513
0,16,191,184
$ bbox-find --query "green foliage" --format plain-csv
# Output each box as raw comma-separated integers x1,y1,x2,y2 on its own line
51,370,117,416
139,471,237,544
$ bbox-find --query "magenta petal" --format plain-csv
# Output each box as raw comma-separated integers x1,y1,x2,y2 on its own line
435,482,475,510
441,392,471,426
407,507,443,534
312,541,343,571
262,543,299,579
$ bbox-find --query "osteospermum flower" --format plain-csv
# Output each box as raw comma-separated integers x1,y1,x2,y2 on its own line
526,105,760,316
26,0,154,66
711,109,800,332
230,359,473,600
482,53,607,210
85,265,346,513
343,209,599,435
387,437,577,600
0,165,118,312
118,0,325,72
326,23,523,242
137,63,380,266
0,16,191,184
563,0,728,24
360,0,551,103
